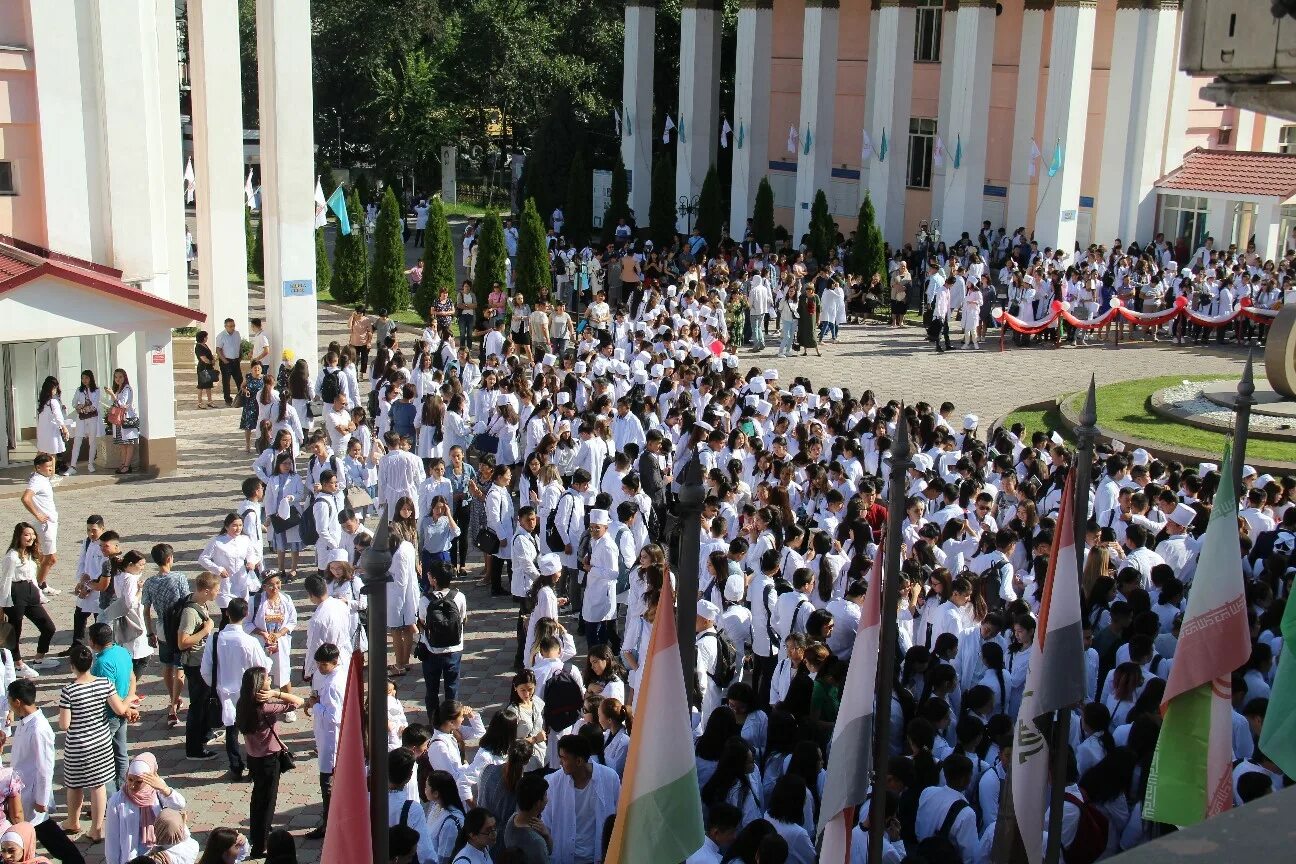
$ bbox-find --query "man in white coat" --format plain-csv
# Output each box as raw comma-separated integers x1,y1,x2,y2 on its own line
200,597,271,780
694,600,722,735
303,574,354,680
556,469,589,615
747,274,772,351
313,470,346,572
485,464,516,597
543,734,621,864
583,510,619,650
378,432,423,521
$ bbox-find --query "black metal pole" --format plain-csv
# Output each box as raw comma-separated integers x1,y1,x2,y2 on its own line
361,516,394,864
869,409,912,864
1233,351,1255,496
675,438,705,683
991,763,1029,864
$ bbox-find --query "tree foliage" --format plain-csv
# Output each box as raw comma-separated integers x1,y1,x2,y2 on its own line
419,196,456,315
696,166,723,249
516,197,550,304
808,190,834,266
564,150,593,247
849,192,888,288
244,209,257,278
753,178,775,248
473,210,508,298
649,151,677,248
315,227,332,295
600,160,631,245
251,212,265,280
331,189,368,303
369,187,410,312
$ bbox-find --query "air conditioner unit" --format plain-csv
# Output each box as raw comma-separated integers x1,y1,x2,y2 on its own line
1181,0,1296,120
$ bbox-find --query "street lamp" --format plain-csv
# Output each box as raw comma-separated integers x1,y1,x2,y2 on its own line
677,194,701,234
360,517,394,864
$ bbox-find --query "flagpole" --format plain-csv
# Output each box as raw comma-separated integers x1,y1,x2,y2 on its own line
991,764,1029,864
869,408,912,864
1232,352,1255,495
1044,377,1097,864
361,517,394,864
676,435,706,686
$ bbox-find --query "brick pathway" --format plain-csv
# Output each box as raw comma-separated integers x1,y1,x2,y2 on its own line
0,289,1248,861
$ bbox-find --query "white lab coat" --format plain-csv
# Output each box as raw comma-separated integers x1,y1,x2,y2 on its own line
313,663,346,774
695,628,721,733
244,591,299,688
201,625,272,727
542,763,622,864
104,787,187,864
305,596,355,679
198,533,263,609
583,533,618,623
388,540,419,627
9,709,54,824
524,585,559,662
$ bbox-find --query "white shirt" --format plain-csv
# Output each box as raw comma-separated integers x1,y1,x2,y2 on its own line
25,473,56,521
200,624,272,726
198,532,263,609
305,596,354,679
9,709,55,823
915,786,978,861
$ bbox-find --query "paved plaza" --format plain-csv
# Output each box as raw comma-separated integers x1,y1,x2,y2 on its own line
0,296,1249,862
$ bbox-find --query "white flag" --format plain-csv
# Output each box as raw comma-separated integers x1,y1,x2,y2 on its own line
720,118,732,149
1028,138,1042,178
244,168,256,209
183,157,196,204
314,177,328,229
663,114,675,144
787,125,799,155
860,130,874,163
933,135,946,168
614,109,622,137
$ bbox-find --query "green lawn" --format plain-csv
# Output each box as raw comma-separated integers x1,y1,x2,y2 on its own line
1058,375,1296,464
442,201,490,219
1000,404,1073,443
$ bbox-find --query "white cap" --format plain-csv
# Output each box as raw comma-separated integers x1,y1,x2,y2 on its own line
724,354,738,368
791,385,807,397
634,370,648,385
1170,503,1197,527
614,348,626,362
589,509,610,526
695,420,714,433
1110,440,1125,454
744,395,758,407
756,399,773,415
963,414,979,430
723,573,745,604
496,393,511,406
650,364,664,378
538,553,562,576
574,361,587,374
828,388,843,401
542,353,557,366
1131,448,1150,466
764,369,779,380
911,453,934,472
1258,473,1275,487
1198,462,1219,476
806,394,819,410
556,392,571,405
696,599,720,621
1242,465,1258,479
749,378,767,394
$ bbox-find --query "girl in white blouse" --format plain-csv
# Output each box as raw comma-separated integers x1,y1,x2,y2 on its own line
35,377,69,463
69,371,103,474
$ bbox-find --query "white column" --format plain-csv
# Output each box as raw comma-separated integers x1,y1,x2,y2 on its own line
92,0,173,299
154,0,187,306
792,0,841,241
257,0,319,364
1254,200,1282,260
677,0,722,233
931,4,959,221
1260,115,1283,152
864,1,916,245
188,0,250,331
135,327,178,471
1094,2,1177,245
938,0,995,237
1205,198,1232,245
1005,5,1046,232
730,0,773,236
1034,0,1096,253
622,0,656,225
1235,110,1257,151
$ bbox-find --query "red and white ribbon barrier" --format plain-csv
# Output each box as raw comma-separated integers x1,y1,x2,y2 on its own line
992,295,1280,348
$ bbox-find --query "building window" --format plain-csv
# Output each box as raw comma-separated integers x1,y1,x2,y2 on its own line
1157,194,1209,262
907,118,937,190
914,0,942,63
1280,125,1296,155
1216,128,1232,146
0,162,13,196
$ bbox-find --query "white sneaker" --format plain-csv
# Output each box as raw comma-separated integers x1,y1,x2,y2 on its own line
63,466,77,476
40,586,61,597
86,463,95,474
15,666,36,679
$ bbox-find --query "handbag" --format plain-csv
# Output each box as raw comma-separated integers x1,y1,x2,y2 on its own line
345,486,374,509
470,432,499,455
475,527,500,555
270,510,301,534
106,405,126,427
206,627,224,728
197,367,218,388
272,729,296,772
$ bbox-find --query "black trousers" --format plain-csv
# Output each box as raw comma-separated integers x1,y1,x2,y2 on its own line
751,654,778,710
71,609,96,647
351,345,370,377
35,818,85,864
219,360,241,404
183,663,213,756
320,771,334,826
452,503,471,568
247,753,282,854
226,724,245,774
5,582,55,662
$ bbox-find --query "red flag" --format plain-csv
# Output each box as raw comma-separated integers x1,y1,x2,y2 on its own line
321,652,371,864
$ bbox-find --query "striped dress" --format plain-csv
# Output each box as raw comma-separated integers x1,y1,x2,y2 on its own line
58,677,116,788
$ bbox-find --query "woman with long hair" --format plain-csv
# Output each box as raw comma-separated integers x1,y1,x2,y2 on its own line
424,770,467,864
475,740,531,856
598,697,632,776
68,370,102,474
467,710,520,790
583,644,626,703
57,644,135,841
976,641,1009,716
196,827,246,864
234,667,304,856
2,523,57,676
506,670,548,770
109,549,154,673
34,376,69,468
1104,662,1146,725
700,737,764,829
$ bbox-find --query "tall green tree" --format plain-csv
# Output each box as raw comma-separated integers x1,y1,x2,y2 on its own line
369,187,410,312
849,191,888,288
521,90,583,220
244,209,257,278
649,151,677,248
808,189,834,266
331,189,368,303
753,177,775,247
696,166,723,249
419,196,456,316
315,227,332,296
564,151,593,247
473,210,508,299
516,197,550,303
251,213,265,280
600,160,631,245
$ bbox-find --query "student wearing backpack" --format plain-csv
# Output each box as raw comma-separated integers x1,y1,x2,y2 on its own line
510,506,542,669
913,752,979,861
582,510,619,650
695,600,726,734
418,561,467,720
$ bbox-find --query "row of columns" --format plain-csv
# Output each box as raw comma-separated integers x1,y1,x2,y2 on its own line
624,0,1190,252
187,0,318,364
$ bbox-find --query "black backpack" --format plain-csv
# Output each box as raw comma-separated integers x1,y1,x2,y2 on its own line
164,592,204,651
542,668,584,731
299,495,324,546
977,559,1009,611
425,589,463,648
320,368,343,404
700,630,740,690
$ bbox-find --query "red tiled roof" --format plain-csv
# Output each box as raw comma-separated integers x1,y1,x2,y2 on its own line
1155,148,1296,201
0,235,206,324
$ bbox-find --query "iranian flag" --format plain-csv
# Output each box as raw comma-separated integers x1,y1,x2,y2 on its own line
1144,443,1251,825
818,555,883,864
605,576,705,864
1011,470,1086,864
